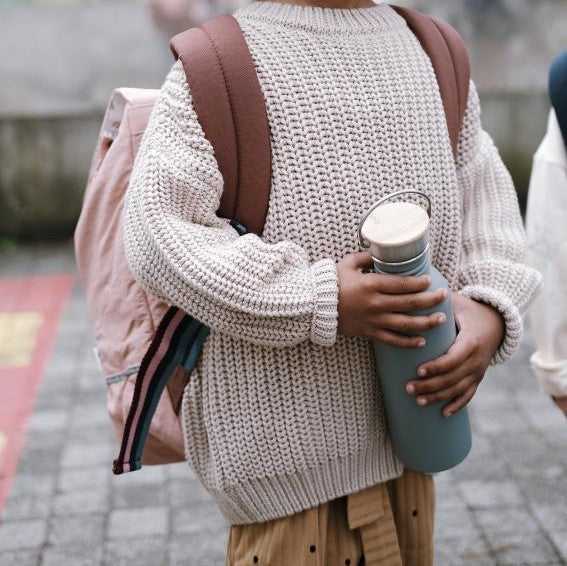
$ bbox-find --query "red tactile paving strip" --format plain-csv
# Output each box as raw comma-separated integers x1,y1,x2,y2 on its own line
0,273,75,514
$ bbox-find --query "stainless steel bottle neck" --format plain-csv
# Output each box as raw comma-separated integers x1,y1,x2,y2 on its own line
366,227,430,264
372,243,431,275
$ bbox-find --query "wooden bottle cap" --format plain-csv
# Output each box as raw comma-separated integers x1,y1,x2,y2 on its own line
361,202,430,263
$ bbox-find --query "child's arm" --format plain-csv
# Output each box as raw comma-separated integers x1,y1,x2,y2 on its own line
123,60,339,349
405,81,543,416
450,81,542,365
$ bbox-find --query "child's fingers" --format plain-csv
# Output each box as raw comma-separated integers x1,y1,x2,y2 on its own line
371,328,427,349
406,358,475,397
442,382,479,418
380,288,448,313
416,331,474,378
377,312,447,333
411,374,476,407
371,273,432,294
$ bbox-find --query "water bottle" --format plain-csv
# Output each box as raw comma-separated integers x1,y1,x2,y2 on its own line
358,190,472,473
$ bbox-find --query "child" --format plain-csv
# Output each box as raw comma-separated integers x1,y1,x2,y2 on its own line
526,50,567,418
123,0,542,563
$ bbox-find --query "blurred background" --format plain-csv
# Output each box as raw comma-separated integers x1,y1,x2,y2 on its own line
1,1,567,565
0,0,566,240
0,0,567,240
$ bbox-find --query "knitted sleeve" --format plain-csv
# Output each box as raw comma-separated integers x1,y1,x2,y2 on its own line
454,81,543,365
123,60,339,348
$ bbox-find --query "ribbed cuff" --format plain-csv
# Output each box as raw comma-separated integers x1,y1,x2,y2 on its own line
457,285,523,365
530,352,567,398
310,258,339,347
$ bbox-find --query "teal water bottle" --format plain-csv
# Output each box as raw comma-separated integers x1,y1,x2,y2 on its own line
358,191,472,473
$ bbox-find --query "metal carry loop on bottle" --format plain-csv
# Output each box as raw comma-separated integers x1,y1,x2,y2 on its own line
357,190,432,250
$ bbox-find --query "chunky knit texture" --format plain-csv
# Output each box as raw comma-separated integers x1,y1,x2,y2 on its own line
123,0,542,524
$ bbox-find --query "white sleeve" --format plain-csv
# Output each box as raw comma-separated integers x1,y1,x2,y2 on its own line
526,110,567,397
123,60,339,348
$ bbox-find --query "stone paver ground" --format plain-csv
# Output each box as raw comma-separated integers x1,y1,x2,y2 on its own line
1,241,566,565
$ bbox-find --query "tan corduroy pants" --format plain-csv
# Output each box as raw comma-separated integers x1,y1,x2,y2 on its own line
226,469,435,566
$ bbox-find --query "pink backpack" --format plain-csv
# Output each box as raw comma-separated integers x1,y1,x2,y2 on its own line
74,8,470,475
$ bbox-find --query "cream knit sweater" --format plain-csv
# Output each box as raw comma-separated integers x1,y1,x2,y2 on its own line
123,0,542,524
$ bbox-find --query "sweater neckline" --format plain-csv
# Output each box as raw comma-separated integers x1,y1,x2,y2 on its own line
235,1,403,33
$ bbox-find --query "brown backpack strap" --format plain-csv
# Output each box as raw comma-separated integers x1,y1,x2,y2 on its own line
169,9,468,232
392,6,471,158
170,15,272,236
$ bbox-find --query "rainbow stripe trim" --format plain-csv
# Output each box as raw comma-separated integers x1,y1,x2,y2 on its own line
112,218,248,475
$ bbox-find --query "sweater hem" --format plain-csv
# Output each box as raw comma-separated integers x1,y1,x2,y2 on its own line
208,447,404,525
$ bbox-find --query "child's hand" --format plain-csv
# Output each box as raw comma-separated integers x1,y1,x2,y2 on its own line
405,292,505,417
336,252,448,347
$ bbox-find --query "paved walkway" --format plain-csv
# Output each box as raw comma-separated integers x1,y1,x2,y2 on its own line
1,241,566,566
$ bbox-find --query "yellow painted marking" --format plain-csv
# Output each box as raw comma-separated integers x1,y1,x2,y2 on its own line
0,313,44,368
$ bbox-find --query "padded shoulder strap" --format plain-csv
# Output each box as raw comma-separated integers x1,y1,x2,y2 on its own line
392,6,471,158
170,15,272,236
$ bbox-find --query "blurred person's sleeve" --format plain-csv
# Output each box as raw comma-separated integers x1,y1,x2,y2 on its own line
123,60,339,349
526,110,567,397
453,81,543,365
